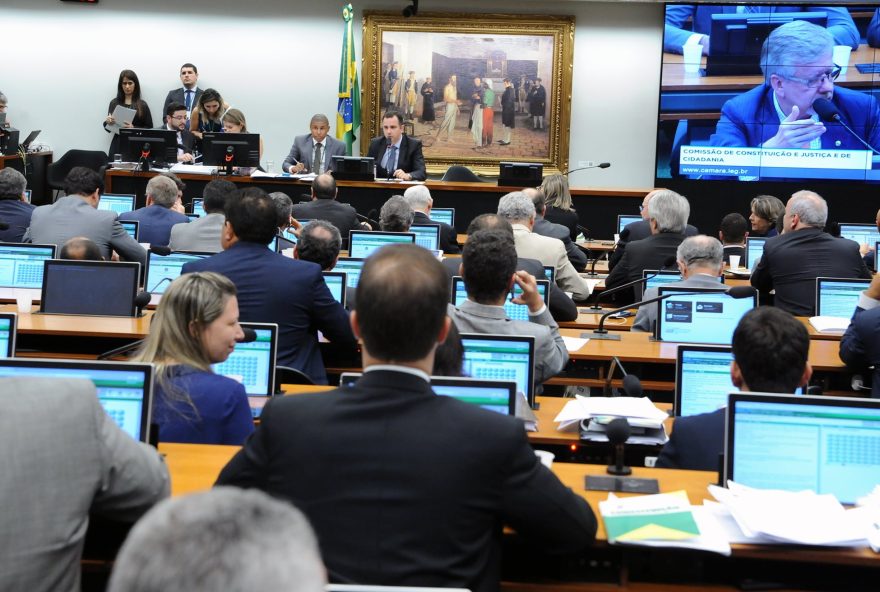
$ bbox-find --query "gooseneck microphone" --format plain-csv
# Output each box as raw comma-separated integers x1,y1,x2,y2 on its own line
813,98,880,155
585,256,676,311
563,162,611,175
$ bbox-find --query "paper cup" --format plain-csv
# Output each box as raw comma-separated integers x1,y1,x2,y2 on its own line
682,43,703,74
833,45,852,76
534,449,555,468
14,289,32,314
729,254,741,269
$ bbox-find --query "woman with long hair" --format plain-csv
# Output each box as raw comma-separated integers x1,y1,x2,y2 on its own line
103,69,153,159
541,174,580,241
189,87,228,140
222,107,264,159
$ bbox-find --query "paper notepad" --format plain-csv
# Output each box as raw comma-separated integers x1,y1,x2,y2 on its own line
107,105,136,134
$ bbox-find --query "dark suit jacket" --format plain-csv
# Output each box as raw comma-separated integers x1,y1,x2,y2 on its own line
119,205,190,246
543,206,580,242
163,87,203,114
604,232,688,304
367,135,426,181
722,244,745,265
870,8,880,48
534,216,587,271
413,211,459,254
609,220,698,270
0,199,36,243
182,242,356,384
840,302,880,398
441,256,578,322
292,199,363,248
216,370,597,592
750,228,871,316
656,408,725,472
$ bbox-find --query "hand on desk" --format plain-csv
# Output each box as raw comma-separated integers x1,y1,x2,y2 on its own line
762,106,826,149
392,169,412,181
177,153,194,163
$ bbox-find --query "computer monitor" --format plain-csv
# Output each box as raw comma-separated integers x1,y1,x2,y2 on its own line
202,132,261,168
144,250,212,303
41,260,140,317
542,265,555,285
460,333,536,408
409,224,441,251
617,214,642,235
323,271,347,308
674,345,736,417
119,128,179,165
745,236,767,270
0,358,154,442
430,208,455,227
725,393,880,505
332,257,365,289
275,234,296,253
98,193,136,215
190,198,206,218
211,322,277,417
0,312,16,358
655,286,756,344
451,276,549,322
642,269,724,293
815,277,870,318
348,231,416,259
498,162,542,187
0,243,57,298
120,220,140,241
331,156,375,181
24,189,32,203
839,223,880,251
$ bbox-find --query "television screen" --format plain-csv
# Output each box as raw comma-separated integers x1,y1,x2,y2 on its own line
656,4,880,184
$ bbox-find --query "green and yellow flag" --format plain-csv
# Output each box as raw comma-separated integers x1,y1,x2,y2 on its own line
336,3,361,154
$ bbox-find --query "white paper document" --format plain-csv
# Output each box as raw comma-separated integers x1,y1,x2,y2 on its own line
809,315,850,333
106,105,136,134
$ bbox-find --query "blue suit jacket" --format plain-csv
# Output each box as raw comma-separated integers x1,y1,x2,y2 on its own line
119,205,190,247
840,304,880,398
664,5,859,53
656,407,725,472
869,8,880,48
0,199,36,243
181,242,355,384
710,85,880,153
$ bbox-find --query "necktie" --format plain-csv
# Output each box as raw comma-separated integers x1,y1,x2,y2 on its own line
312,143,323,174
387,145,398,174
185,90,193,112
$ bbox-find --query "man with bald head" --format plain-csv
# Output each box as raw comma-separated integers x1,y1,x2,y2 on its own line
751,190,871,316
282,114,347,174
60,237,104,261
292,174,367,247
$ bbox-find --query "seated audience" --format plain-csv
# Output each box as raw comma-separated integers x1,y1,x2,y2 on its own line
718,212,747,264
540,173,580,241
604,189,692,303
0,168,35,242
526,187,587,271
216,244,597,592
448,229,569,385
751,190,871,316
632,235,727,334
292,174,367,248
169,179,236,253
657,306,811,471
403,184,460,254
749,194,784,237
59,236,104,260
379,195,414,232
182,188,355,384
840,273,880,398
497,191,591,301
269,191,294,233
294,220,341,271
0,377,168,592
107,487,325,592
119,175,190,246
160,172,186,213
134,272,253,445
25,167,147,268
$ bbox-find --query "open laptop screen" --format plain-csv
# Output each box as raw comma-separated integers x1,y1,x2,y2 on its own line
430,208,454,227
618,214,642,235
323,271,347,307
212,322,277,398
643,270,724,293
409,224,441,251
815,277,870,318
0,313,15,358
41,260,140,317
675,345,735,417
348,231,416,259
656,287,755,344
332,257,366,289
120,220,139,241
839,223,880,250
726,393,880,505
745,236,767,270
145,250,211,295
98,194,136,215
460,333,535,408
0,358,153,442
0,243,57,289
451,276,549,322
190,198,206,218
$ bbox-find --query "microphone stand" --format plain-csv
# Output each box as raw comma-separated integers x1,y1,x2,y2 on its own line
562,162,611,175
584,269,666,312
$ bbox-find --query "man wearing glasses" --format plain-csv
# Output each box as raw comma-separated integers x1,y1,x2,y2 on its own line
163,102,195,163
709,20,880,151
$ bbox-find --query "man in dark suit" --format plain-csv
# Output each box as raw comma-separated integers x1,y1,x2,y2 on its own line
292,174,368,248
839,273,880,398
282,114,347,174
604,189,692,304
402,184,459,254
216,243,597,592
119,175,189,246
751,190,871,316
182,187,356,384
0,167,35,242
366,111,426,181
162,63,202,125
719,212,747,265
657,306,812,472
526,187,586,271
163,102,196,163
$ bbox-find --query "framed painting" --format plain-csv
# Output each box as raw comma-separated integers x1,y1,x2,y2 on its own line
361,11,575,177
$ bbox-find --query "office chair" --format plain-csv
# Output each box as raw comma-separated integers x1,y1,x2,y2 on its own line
46,149,109,197
441,165,483,183
275,365,315,386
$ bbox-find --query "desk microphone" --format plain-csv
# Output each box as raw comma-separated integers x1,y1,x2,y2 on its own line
813,98,880,155
562,162,611,175
356,212,380,229
605,418,632,476
584,256,676,311
134,291,152,317
585,250,608,277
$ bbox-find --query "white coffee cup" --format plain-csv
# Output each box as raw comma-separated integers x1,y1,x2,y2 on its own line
729,254,741,270
833,45,852,77
682,43,703,74
14,289,32,314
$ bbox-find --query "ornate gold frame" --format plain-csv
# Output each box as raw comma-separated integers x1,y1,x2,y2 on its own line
361,11,575,177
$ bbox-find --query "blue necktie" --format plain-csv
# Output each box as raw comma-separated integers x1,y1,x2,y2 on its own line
185,90,194,112
386,145,398,174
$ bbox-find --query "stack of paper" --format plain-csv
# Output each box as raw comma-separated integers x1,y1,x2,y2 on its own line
170,163,216,175
809,316,850,333
553,395,668,444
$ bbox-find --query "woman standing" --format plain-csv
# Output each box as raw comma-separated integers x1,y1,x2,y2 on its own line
104,69,153,160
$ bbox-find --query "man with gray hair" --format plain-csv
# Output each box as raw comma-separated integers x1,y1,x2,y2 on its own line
632,235,726,334
295,220,342,271
0,167,34,242
107,487,325,592
710,19,880,150
282,113,347,174
403,184,460,253
751,189,870,315
604,189,691,304
498,191,591,301
119,175,190,246
379,195,414,233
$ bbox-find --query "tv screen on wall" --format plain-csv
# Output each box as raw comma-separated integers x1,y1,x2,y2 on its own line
656,3,880,184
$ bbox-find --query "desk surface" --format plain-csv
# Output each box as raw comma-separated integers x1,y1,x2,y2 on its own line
2,305,154,338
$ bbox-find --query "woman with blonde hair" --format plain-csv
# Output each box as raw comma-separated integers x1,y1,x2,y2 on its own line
222,108,264,159
135,272,253,445
541,173,580,241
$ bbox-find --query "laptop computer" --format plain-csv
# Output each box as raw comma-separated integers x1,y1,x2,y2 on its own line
838,223,880,250
120,220,140,241
815,277,870,318
20,130,41,151
348,230,416,258
332,257,366,289
0,312,16,358
41,260,141,317
211,322,278,419
323,271,347,307
144,250,212,305
674,345,735,417
0,358,154,442
24,189,32,203
97,193,136,215
451,276,549,322
655,286,756,345
460,333,536,408
617,214,642,235
190,198,206,218
642,269,724,293
430,208,455,227
542,265,555,285
725,392,880,505
409,224,441,251
0,242,57,301
275,234,297,253
745,236,768,270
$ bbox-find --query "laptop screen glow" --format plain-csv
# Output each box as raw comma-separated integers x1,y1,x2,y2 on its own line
745,237,767,270
618,214,642,234
332,258,365,289
409,225,441,251
451,277,548,322
0,314,14,358
120,220,139,241
190,198,206,218
676,346,735,417
0,244,56,289
212,325,276,397
656,287,755,345
348,231,415,258
839,223,880,249
145,251,210,294
430,208,454,226
431,377,515,415
323,272,346,306
460,334,534,407
816,278,869,318
98,194,135,215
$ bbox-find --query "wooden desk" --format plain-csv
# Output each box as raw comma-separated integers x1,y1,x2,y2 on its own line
3,305,153,339
577,240,616,253
0,150,53,204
